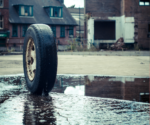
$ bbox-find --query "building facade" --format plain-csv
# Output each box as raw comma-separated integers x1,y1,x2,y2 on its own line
68,7,84,39
84,0,150,50
0,0,77,51
0,0,9,49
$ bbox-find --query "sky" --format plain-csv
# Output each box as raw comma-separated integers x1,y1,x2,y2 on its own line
64,0,84,8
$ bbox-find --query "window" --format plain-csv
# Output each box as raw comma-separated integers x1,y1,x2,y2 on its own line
51,26,56,37
22,25,28,37
139,0,150,6
50,7,63,17
69,26,74,36
148,24,150,38
20,6,33,16
0,0,3,7
94,21,116,40
140,93,149,103
148,24,150,33
60,26,65,37
0,16,3,29
12,25,18,37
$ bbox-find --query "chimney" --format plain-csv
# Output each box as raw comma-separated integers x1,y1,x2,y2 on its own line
57,0,64,4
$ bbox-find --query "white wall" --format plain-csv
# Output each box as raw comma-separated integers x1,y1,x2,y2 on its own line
124,17,135,43
87,18,94,49
121,15,125,39
87,16,135,48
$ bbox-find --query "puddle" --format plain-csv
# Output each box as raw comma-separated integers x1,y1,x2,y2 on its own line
52,75,149,103
0,74,149,124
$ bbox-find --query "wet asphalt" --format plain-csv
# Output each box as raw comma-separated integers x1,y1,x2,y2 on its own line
0,75,149,125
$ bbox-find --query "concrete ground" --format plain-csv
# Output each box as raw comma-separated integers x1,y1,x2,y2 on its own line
58,51,150,56
3,51,150,56
0,55,149,76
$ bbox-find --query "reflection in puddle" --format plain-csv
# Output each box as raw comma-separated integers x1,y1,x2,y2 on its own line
52,75,149,103
64,86,85,95
0,75,149,125
0,94,56,125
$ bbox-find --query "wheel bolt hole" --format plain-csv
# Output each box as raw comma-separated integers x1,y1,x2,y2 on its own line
32,46,35,51
31,57,34,64
33,69,36,73
28,60,30,65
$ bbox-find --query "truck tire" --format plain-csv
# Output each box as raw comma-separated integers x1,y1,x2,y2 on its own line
23,24,57,95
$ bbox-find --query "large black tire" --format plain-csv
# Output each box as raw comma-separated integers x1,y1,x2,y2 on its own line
23,24,57,95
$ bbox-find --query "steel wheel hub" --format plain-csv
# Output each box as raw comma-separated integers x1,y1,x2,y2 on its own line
26,38,36,81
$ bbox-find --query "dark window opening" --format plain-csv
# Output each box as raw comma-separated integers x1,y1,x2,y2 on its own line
140,93,149,103
148,24,150,33
51,26,56,37
22,25,28,37
0,39,5,47
139,0,150,6
20,6,33,16
69,26,74,36
54,8,58,17
60,26,65,37
0,0,3,7
12,25,18,37
94,21,116,40
148,24,150,38
50,7,62,18
0,16,3,29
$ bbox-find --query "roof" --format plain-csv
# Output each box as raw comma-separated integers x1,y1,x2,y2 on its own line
9,0,77,26
67,8,84,14
68,5,75,8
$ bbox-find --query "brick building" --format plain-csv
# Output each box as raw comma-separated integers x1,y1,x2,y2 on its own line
84,0,150,50
85,76,149,103
0,0,77,51
0,0,9,48
51,76,149,103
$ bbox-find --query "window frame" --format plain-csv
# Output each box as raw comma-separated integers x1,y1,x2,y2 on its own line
69,26,74,36
12,25,18,37
49,6,63,18
22,25,28,37
51,26,56,37
139,0,150,6
0,0,3,8
0,16,3,29
19,5,33,16
60,26,65,38
148,24,150,33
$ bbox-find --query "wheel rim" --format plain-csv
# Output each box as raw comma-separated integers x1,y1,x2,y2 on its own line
26,38,36,81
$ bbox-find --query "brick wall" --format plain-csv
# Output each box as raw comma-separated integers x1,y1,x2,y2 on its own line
85,0,121,17
124,0,150,49
51,25,76,45
85,77,149,102
8,24,76,47
124,78,149,101
0,0,9,30
85,78,122,99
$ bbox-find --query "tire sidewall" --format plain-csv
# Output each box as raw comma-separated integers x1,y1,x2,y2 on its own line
23,26,42,93
23,24,57,94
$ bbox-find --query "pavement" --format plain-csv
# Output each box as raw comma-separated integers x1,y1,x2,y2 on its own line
58,51,150,56
0,55,149,77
